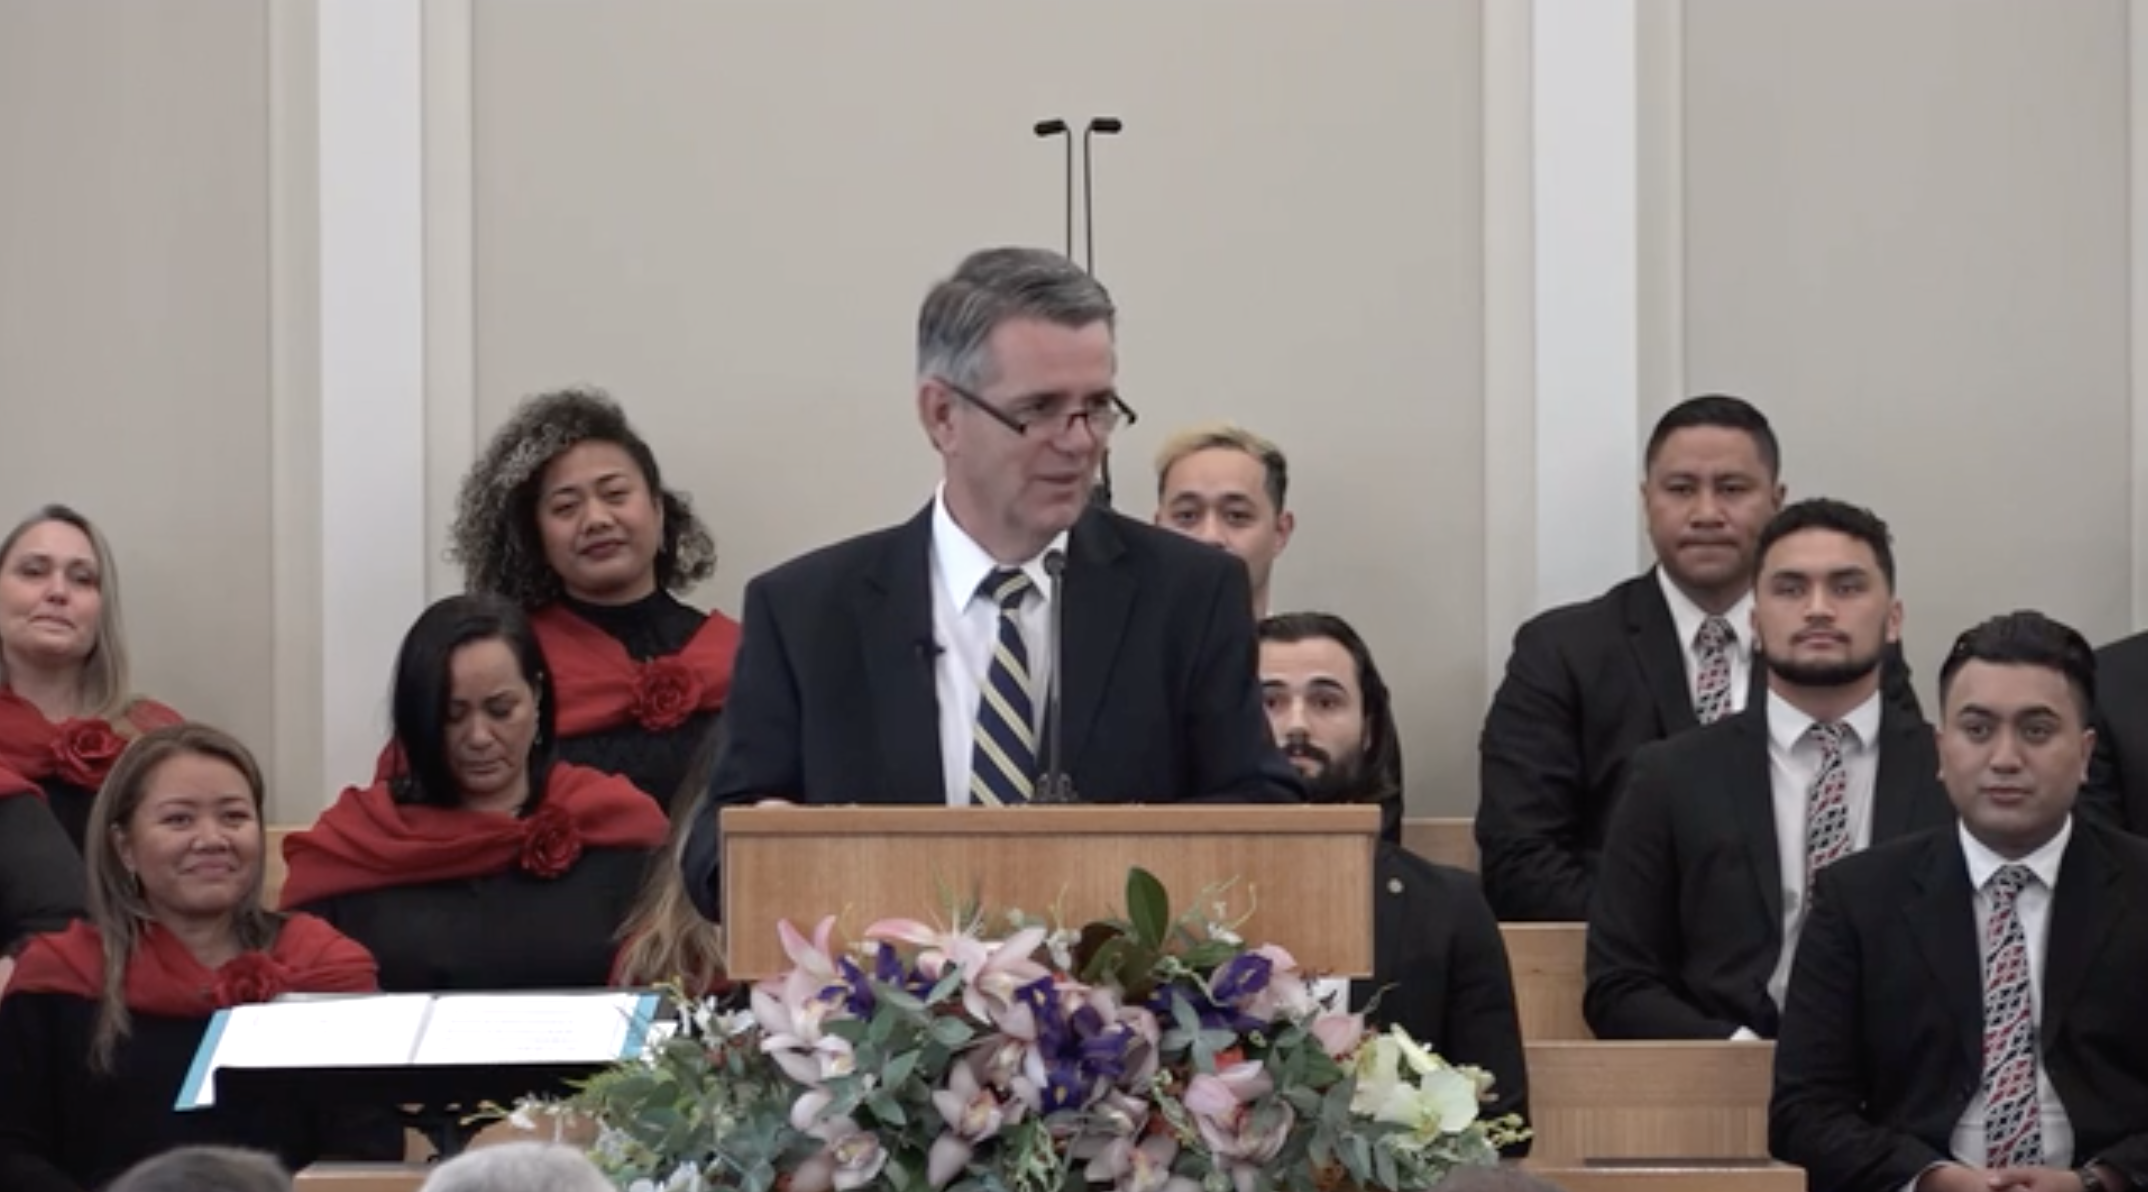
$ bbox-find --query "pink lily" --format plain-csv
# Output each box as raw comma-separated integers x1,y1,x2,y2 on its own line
865,918,1051,1024
791,1117,887,1192
1310,1010,1367,1059
926,1061,1022,1187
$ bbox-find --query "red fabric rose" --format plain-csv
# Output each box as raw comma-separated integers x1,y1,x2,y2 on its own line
51,719,126,788
520,804,584,878
630,657,704,732
212,952,291,1007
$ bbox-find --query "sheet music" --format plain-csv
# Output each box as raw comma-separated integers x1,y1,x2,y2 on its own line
180,994,436,1109
408,992,655,1066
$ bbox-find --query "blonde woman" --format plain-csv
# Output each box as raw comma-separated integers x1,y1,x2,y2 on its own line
0,505,182,852
610,735,728,995
0,724,396,1189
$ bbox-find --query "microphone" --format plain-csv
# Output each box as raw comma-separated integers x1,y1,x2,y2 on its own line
1081,117,1123,276
1033,118,1073,260
1035,549,1077,803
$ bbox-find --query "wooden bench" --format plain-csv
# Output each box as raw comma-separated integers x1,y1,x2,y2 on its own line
1523,1164,1802,1192
1400,815,1477,871
1502,922,1590,1041
1523,1041,1774,1165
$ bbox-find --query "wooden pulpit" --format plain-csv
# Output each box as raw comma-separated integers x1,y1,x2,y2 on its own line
718,805,1379,979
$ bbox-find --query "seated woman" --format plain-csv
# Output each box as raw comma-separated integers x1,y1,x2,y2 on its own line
0,723,397,1190
284,594,669,991
0,505,182,851
0,765,85,960
431,387,739,807
609,735,729,996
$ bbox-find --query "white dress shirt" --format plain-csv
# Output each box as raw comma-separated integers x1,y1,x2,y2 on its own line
1948,817,2075,1170
1657,568,1755,716
929,487,1065,808
1764,689,1883,1013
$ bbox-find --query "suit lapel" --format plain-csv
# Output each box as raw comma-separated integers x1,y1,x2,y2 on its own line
855,506,945,804
1870,703,1936,842
1724,710,1786,931
1906,833,1984,1075
2041,824,2122,1049
1627,573,1699,735
1055,510,1135,779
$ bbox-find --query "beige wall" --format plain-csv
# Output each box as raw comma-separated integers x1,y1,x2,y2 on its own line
0,1,326,819
1670,0,2132,700
470,0,1491,813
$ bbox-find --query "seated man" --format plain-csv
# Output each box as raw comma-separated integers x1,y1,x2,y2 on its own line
2081,628,2148,832
1476,394,1920,921
1586,498,1952,1039
1771,612,2148,1192
1153,424,1295,618
1258,611,1529,1141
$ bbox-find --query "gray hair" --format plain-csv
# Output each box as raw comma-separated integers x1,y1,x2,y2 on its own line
418,1142,615,1192
1432,1168,1569,1192
107,1146,291,1192
916,247,1116,393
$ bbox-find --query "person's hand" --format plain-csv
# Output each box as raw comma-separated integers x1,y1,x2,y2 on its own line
1916,1165,1993,1192
753,798,797,808
1986,1167,2095,1192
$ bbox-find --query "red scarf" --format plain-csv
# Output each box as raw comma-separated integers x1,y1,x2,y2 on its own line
278,762,668,908
531,604,741,736
0,689,182,789
6,914,377,1015
0,764,37,801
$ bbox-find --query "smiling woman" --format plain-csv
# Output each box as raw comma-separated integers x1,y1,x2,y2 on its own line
281,594,669,993
0,504,183,853
0,723,399,1188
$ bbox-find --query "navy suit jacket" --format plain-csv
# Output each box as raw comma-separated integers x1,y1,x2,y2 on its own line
682,503,1302,917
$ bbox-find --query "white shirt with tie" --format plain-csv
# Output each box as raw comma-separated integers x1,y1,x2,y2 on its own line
1657,568,1755,715
1763,689,1883,1014
928,487,1064,808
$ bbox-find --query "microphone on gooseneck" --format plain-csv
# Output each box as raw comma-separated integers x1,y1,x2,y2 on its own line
1033,119,1073,260
1079,117,1124,511
1035,549,1077,803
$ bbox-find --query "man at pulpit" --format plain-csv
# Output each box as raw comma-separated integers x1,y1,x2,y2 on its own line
681,247,1300,919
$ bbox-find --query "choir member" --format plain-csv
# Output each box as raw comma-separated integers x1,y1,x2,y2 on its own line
0,504,182,851
284,594,668,991
0,723,396,1189
437,388,738,807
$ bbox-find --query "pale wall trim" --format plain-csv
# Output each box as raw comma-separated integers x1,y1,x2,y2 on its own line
424,0,479,601
1483,0,1537,700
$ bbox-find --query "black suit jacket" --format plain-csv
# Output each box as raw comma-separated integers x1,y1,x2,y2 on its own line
682,504,1302,917
1476,571,1921,921
1770,822,2148,1192
2082,630,2148,832
1356,842,1530,1149
1584,699,1951,1040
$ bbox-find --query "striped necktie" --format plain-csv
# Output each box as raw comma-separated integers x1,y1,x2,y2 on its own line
969,568,1036,806
1980,864,2043,1169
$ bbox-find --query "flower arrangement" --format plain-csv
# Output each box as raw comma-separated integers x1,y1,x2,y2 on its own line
532,869,1525,1192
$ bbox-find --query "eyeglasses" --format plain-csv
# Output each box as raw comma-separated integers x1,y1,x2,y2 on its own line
937,379,1140,439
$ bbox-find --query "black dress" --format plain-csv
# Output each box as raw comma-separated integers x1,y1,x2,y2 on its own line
552,592,724,807
293,847,649,993
0,797,84,953
0,994,400,1191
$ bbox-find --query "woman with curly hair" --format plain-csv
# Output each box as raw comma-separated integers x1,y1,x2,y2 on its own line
441,387,739,808
0,723,398,1188
0,504,183,853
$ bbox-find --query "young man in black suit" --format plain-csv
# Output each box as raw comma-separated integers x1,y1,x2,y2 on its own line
1585,498,1952,1040
2080,630,2148,832
1475,395,1920,921
682,248,1300,918
1772,612,2148,1192
1257,611,1528,1141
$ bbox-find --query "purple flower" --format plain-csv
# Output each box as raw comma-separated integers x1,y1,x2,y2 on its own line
1211,953,1273,1003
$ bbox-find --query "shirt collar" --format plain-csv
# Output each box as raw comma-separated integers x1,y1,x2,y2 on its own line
1766,688,1883,756
1960,815,2072,894
1656,567,1754,658
931,483,1069,608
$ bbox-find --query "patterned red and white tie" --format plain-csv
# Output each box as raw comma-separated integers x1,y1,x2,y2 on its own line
1804,722,1855,886
1980,864,2043,1170
1693,616,1735,724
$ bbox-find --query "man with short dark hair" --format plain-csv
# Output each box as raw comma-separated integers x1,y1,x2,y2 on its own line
1772,611,2148,1192
1476,394,1920,921
1586,499,1953,1039
1153,424,1294,618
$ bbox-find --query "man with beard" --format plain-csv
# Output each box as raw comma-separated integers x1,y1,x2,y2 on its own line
1257,612,1530,1142
1476,396,1922,921
1584,499,1953,1040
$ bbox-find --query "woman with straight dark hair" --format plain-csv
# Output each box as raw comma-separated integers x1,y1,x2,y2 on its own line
282,594,668,991
0,724,394,1190
0,504,183,852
